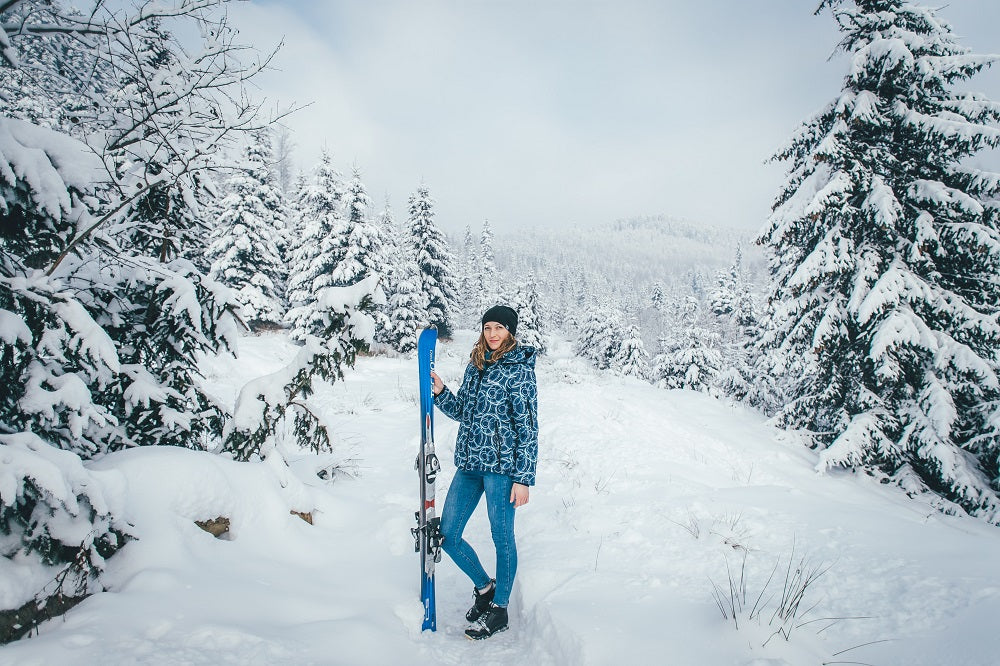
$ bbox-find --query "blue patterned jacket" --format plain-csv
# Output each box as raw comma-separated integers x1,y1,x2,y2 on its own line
434,345,538,486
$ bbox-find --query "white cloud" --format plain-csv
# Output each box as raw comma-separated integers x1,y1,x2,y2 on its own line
230,0,1000,235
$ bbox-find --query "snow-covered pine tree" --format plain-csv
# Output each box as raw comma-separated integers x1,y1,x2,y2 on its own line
613,322,650,380
575,304,622,371
759,0,1000,520
460,225,481,326
286,152,348,340
332,168,386,287
479,218,497,305
207,131,287,328
382,232,429,354
408,184,458,338
653,296,722,394
511,276,545,353
650,281,665,313
1,0,271,622
272,124,296,195
331,169,389,340
709,245,744,317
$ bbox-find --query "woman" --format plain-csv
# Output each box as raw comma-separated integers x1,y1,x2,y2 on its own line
429,304,538,640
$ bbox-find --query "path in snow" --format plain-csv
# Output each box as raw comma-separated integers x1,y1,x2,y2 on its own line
2,330,999,665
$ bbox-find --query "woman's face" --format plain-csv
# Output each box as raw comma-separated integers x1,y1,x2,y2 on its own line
483,322,510,351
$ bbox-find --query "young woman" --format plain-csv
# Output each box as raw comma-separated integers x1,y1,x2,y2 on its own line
429,305,538,640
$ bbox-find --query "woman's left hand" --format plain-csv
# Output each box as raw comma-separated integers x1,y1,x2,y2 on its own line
510,483,529,508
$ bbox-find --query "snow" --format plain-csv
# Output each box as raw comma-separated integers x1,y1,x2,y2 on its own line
0,308,31,345
2,330,1000,665
0,116,102,220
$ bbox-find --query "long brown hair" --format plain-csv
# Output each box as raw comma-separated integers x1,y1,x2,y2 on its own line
470,330,518,370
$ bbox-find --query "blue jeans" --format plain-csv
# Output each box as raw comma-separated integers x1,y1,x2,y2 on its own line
440,469,517,608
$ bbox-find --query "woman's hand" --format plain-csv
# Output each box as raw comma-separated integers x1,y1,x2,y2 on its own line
430,371,444,396
510,482,529,508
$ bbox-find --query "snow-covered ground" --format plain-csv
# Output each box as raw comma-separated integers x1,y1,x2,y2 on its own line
2,330,999,665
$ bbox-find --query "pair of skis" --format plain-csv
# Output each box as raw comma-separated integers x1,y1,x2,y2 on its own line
413,328,443,631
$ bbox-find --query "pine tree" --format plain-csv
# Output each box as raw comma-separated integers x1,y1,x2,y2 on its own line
460,224,481,326
332,168,386,287
408,184,458,338
759,0,1000,520
207,131,287,328
650,281,665,313
614,323,650,380
286,152,347,340
225,277,380,461
1,0,272,609
511,276,545,353
479,218,497,306
576,304,621,371
709,245,744,317
382,235,429,354
653,297,722,394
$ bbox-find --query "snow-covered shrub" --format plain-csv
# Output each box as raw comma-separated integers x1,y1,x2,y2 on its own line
226,277,382,461
0,434,131,641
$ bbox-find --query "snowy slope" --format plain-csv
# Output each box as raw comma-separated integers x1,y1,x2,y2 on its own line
1,330,998,665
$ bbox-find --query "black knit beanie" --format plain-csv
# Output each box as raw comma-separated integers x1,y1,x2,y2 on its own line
481,305,518,337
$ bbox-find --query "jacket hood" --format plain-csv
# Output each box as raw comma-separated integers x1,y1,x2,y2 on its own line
495,344,536,368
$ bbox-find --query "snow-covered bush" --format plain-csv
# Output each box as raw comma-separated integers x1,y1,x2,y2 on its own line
0,0,284,627
226,276,382,461
0,434,131,641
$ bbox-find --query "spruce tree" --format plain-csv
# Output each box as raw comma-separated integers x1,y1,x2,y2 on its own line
408,184,458,338
511,277,545,353
332,168,387,287
479,218,497,306
0,0,272,607
286,152,347,340
460,224,481,325
653,297,722,394
207,131,288,328
614,323,650,380
760,0,1000,520
576,304,622,371
382,235,429,354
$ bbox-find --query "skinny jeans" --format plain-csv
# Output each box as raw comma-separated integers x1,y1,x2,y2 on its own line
440,468,517,607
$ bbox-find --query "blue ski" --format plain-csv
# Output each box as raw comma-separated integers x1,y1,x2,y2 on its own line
413,328,442,631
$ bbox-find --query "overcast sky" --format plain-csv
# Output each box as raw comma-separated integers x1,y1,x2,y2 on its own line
229,0,1000,235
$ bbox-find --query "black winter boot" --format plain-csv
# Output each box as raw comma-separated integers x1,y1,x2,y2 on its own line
465,603,508,640
465,579,496,622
